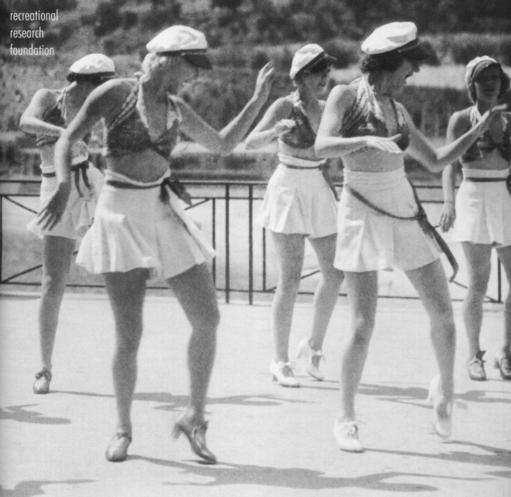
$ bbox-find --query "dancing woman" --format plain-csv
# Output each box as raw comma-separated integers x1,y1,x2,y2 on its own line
19,54,115,394
245,44,342,387
37,25,274,463
440,56,511,381
315,22,505,451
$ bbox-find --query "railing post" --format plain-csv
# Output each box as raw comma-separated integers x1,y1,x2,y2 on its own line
0,195,3,283
225,183,230,303
262,227,266,292
497,257,502,303
248,184,254,305
212,197,216,286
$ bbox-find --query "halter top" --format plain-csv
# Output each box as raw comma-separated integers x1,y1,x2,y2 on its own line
279,93,317,149
104,80,181,159
34,89,66,147
461,107,511,163
339,77,410,151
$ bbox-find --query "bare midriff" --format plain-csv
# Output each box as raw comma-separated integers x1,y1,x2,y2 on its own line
342,148,405,173
461,149,510,171
105,148,170,183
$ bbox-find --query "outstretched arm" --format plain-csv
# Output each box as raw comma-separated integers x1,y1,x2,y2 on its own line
404,103,507,174
178,63,275,155
19,89,64,137
244,97,294,149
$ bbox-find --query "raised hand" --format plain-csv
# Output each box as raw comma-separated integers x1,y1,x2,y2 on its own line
253,62,275,103
438,202,456,232
477,104,507,134
36,182,71,231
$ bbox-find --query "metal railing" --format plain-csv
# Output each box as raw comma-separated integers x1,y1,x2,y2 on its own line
0,178,504,304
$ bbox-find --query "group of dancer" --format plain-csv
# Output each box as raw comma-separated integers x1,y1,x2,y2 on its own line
20,21,510,464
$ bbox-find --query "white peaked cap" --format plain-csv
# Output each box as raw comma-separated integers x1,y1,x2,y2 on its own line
146,25,208,53
68,53,115,74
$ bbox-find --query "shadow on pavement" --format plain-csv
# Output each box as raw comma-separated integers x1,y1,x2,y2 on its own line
0,479,93,497
370,440,511,469
129,455,483,491
0,404,70,425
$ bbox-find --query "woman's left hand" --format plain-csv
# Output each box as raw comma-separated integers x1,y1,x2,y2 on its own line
477,104,508,134
37,182,71,231
438,201,456,232
253,62,275,103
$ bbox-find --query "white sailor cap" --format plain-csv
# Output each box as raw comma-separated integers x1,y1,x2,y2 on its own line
146,25,211,69
289,43,335,79
465,56,500,87
361,21,429,60
68,53,115,76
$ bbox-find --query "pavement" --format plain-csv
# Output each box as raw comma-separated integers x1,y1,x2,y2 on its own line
0,292,510,497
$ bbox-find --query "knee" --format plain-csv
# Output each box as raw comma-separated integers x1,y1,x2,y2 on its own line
351,315,375,346
192,304,220,334
116,329,142,355
322,268,343,290
468,277,489,298
278,271,302,293
41,272,66,298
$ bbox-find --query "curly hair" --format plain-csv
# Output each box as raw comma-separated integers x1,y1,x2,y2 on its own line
359,50,409,74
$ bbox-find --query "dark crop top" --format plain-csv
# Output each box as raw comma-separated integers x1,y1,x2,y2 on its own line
105,80,180,159
340,77,410,151
461,107,511,163
34,90,65,147
279,94,317,149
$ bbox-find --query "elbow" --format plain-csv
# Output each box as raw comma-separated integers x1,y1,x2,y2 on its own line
18,115,29,131
314,139,327,158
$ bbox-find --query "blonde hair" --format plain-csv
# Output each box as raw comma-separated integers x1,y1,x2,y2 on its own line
141,52,179,76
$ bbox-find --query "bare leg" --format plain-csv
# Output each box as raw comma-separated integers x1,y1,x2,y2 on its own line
270,232,305,362
104,268,148,436
167,263,219,423
338,271,378,422
38,235,75,371
308,234,344,353
496,246,511,356
461,242,492,359
405,260,455,411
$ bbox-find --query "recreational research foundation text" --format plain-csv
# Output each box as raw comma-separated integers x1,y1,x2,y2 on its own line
9,10,58,56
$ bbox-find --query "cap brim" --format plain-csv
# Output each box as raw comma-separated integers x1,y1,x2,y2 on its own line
182,52,212,70
397,43,430,61
296,53,335,77
472,60,501,81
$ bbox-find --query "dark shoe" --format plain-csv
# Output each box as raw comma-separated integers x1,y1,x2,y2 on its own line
33,368,52,394
494,353,511,380
467,351,487,381
172,417,217,464
105,432,132,462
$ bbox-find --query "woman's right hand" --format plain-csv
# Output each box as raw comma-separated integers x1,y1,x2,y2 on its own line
273,119,295,137
438,201,456,232
363,134,402,153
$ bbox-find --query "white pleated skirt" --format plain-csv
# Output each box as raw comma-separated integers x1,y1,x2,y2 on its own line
452,168,511,246
27,163,103,240
335,168,440,272
257,159,337,239
76,171,213,280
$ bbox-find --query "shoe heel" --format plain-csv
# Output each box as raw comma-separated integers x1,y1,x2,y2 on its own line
172,424,182,440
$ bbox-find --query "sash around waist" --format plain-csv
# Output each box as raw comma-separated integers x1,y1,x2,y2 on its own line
278,153,324,169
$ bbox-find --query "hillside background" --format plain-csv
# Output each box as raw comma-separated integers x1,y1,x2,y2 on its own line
1,0,511,174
